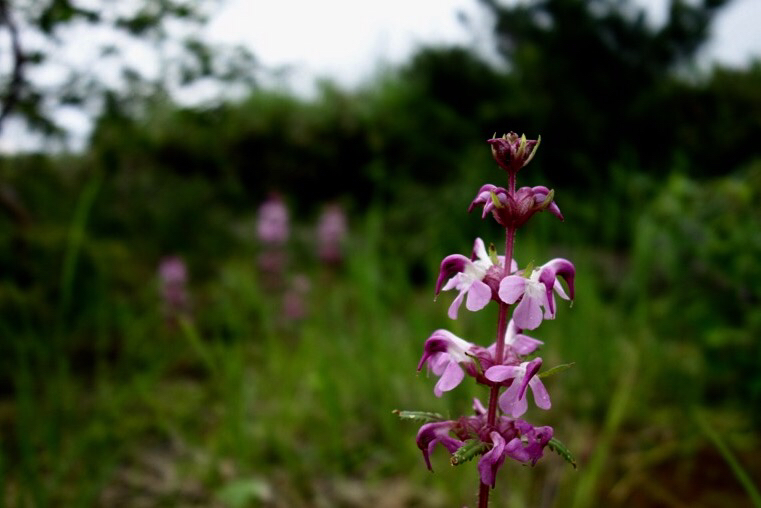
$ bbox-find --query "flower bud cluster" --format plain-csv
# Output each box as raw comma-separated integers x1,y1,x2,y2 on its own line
403,133,576,498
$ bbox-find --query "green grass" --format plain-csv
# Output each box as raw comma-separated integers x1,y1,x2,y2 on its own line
2,208,759,507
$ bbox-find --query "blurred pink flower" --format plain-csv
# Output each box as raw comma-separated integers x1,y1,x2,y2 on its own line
316,204,347,264
256,194,289,246
158,255,189,319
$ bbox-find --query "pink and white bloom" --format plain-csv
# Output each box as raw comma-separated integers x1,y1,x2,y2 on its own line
418,329,481,397
485,357,551,418
498,258,575,330
436,238,517,320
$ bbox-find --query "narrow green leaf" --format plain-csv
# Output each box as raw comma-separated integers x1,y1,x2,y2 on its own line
451,439,489,466
392,410,445,423
548,437,577,469
538,362,576,379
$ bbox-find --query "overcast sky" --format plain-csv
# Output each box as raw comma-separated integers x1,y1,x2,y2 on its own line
206,0,761,95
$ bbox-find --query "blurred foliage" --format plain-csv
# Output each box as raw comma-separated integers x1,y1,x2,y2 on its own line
0,0,256,137
632,162,761,419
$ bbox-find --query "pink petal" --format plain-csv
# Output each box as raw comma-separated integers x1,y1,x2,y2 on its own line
508,391,528,417
529,377,551,410
498,276,526,304
512,294,543,330
484,365,520,383
466,279,491,312
447,289,466,320
434,361,465,396
513,333,543,355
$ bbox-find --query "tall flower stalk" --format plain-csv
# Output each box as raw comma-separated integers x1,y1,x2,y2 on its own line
397,132,577,506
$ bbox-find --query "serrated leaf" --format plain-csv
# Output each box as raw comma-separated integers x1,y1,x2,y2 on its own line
548,437,577,469
538,362,575,379
392,410,445,423
451,439,489,466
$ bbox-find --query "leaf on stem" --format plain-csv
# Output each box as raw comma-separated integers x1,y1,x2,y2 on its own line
548,437,577,469
538,362,575,379
392,410,445,423
451,439,489,466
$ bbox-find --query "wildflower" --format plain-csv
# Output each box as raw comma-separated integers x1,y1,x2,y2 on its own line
488,132,541,174
418,330,484,396
498,258,575,330
256,194,289,246
400,132,576,505
484,358,551,418
316,203,347,265
436,238,517,320
469,184,563,228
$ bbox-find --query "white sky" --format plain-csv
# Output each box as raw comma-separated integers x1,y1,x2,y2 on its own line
206,0,761,95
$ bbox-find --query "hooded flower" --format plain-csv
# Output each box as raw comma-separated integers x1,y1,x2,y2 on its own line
469,184,563,228
498,258,575,330
436,238,517,319
418,330,483,396
416,421,464,470
484,358,551,418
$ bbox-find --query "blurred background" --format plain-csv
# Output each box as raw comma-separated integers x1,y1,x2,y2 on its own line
1,0,760,506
